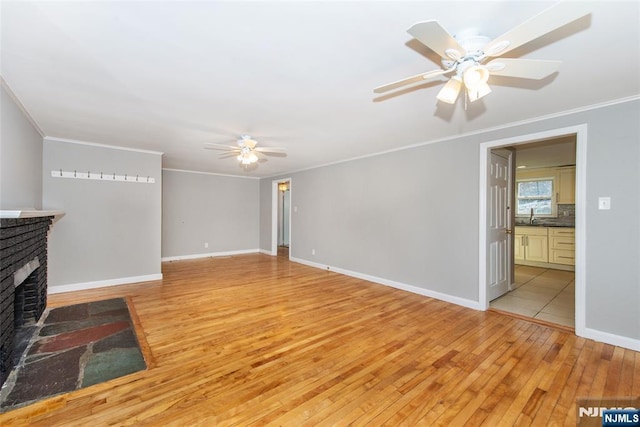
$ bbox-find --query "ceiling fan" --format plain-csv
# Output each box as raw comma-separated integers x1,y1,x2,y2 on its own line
374,1,590,105
204,135,286,167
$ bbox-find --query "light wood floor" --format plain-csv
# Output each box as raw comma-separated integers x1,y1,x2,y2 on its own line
1,254,637,426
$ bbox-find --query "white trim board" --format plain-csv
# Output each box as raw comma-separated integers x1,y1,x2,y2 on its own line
290,256,483,311
44,136,164,156
583,328,640,352
264,96,640,180
163,168,261,180
48,273,162,294
161,249,260,262
1,77,45,137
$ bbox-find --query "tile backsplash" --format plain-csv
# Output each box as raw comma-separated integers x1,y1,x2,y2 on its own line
515,204,575,227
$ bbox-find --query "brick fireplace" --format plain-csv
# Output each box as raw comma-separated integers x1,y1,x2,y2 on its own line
0,215,56,388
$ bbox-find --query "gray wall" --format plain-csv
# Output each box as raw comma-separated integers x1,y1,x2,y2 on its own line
260,99,640,343
0,84,42,209
162,169,260,258
43,139,162,287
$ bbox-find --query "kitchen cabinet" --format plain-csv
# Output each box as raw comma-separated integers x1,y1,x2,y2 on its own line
549,227,575,265
556,166,575,204
514,226,548,263
516,166,574,198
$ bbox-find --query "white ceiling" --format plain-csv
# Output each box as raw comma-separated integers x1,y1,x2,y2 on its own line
2,1,639,177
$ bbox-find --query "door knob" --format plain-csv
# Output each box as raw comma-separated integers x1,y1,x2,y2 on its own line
505,229,512,234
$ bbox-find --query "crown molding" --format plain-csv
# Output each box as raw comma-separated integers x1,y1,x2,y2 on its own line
44,136,164,155
1,76,45,137
162,168,260,180
265,95,640,179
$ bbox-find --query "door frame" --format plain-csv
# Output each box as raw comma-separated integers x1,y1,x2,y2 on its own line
271,177,292,257
478,124,587,337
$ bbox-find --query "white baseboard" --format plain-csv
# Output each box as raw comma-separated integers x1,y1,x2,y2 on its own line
290,256,483,311
161,249,260,262
290,257,640,351
48,273,163,294
259,249,275,255
582,327,640,352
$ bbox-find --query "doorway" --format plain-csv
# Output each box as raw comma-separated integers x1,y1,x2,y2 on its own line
277,180,290,258
271,178,292,258
479,125,586,335
492,137,576,327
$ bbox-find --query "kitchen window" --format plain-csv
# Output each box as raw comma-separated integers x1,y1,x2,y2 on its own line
516,178,555,217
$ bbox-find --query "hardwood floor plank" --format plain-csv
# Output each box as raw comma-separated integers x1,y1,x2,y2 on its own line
0,255,637,426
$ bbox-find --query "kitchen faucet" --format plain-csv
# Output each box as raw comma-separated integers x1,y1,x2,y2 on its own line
529,208,535,224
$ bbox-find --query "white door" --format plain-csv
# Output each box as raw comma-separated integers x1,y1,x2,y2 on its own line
487,151,512,301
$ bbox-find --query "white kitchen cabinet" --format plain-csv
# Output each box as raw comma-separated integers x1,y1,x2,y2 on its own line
549,227,575,266
514,226,549,263
556,166,575,204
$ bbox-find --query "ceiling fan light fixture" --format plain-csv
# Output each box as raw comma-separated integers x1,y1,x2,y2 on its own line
462,64,489,90
436,76,462,104
467,81,491,102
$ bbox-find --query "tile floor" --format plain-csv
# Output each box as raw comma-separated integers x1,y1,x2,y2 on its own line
490,265,575,328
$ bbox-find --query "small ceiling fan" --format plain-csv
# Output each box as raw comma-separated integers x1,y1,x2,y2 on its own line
204,135,286,167
375,1,590,105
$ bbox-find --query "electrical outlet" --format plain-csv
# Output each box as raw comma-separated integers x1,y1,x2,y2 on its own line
204,242,209,248
312,249,315,255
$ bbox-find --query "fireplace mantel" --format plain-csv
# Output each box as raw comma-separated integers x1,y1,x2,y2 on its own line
0,209,65,222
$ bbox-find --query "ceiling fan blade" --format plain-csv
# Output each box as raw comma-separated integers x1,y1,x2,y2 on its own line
374,68,451,94
407,20,465,59
486,58,561,80
257,151,287,158
483,1,591,57
218,152,240,159
204,143,238,151
255,147,286,153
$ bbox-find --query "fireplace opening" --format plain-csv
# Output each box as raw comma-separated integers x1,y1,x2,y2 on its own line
14,263,45,328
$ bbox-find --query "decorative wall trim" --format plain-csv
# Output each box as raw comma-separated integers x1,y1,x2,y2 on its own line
583,327,640,352
161,249,260,262
290,256,483,311
44,137,164,155
0,77,45,137
265,95,640,179
163,168,261,180
48,273,163,294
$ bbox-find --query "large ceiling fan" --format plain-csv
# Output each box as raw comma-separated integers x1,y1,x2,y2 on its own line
375,2,590,105
204,135,286,167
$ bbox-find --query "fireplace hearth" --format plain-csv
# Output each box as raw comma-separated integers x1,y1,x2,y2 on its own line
0,213,59,388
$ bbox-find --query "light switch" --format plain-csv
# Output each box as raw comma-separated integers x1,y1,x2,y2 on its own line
598,197,611,210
